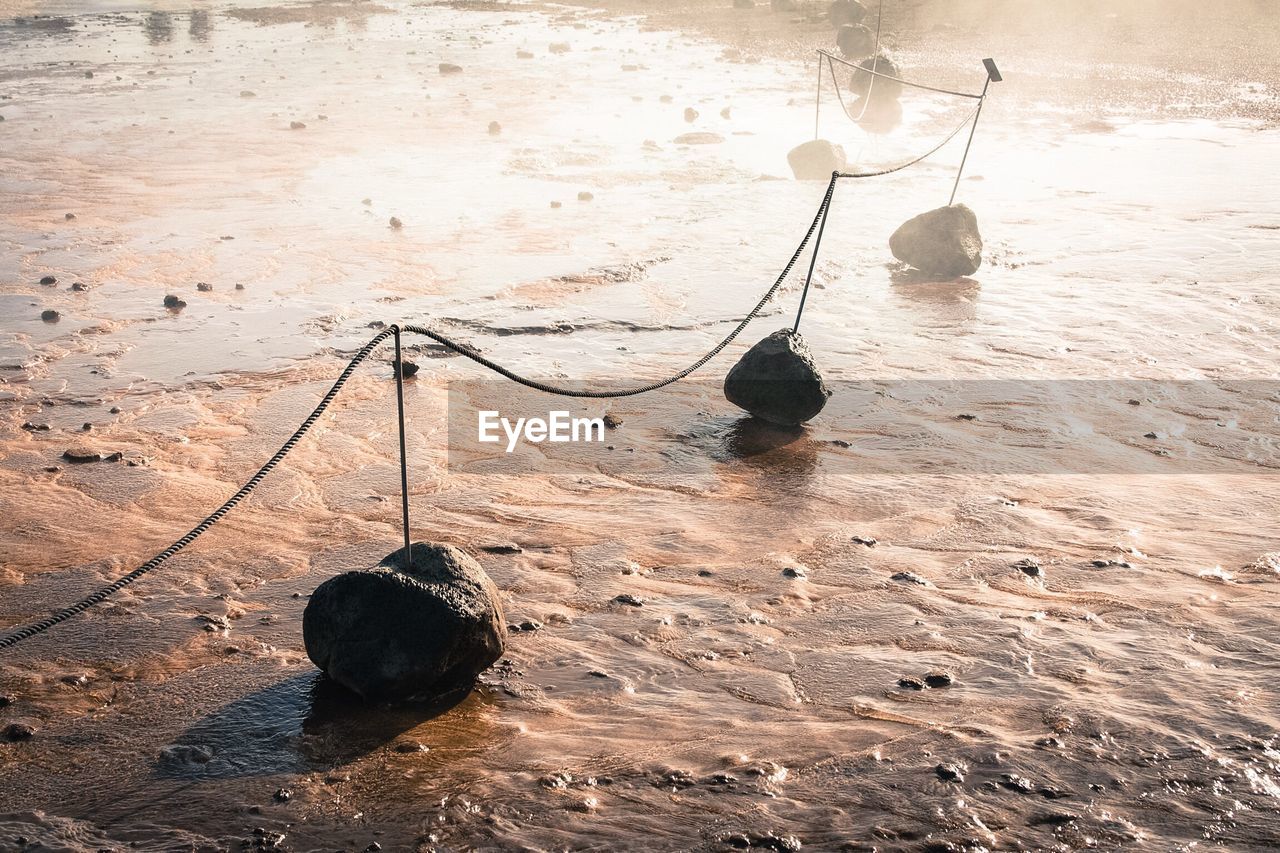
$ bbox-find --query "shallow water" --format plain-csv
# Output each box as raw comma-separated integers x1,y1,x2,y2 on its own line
1,1,1279,851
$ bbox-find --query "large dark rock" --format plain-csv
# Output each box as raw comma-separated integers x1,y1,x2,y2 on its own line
836,23,874,59
830,0,867,28
787,139,846,181
303,542,506,702
724,330,832,426
889,204,984,278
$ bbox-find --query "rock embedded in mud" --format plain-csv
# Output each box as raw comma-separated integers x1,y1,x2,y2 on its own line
303,542,506,702
889,204,984,279
786,138,846,181
3,722,35,742
837,23,875,59
62,446,103,463
163,294,186,309
723,329,831,426
935,763,964,782
40,309,60,322
830,0,868,27
39,276,57,285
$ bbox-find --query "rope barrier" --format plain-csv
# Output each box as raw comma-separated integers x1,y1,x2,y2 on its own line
0,105,989,651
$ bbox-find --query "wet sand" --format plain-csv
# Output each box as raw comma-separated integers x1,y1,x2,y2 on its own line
2,1,1279,850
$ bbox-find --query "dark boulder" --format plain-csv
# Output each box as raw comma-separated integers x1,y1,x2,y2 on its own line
786,138,846,181
303,542,506,702
836,23,874,59
889,204,984,278
829,0,867,27
723,330,832,426
849,55,903,100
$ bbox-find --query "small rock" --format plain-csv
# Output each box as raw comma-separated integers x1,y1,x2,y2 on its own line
21,422,50,432
109,406,121,414
890,570,929,586
577,191,594,202
65,212,76,220
935,763,964,782
235,283,245,290
480,543,523,554
602,414,622,429
548,43,570,54
84,70,94,79
720,106,732,119
439,63,463,74
683,107,698,122
71,282,88,291
550,200,562,209
41,309,60,322
81,422,92,431
0,694,15,708
898,677,925,690
924,671,953,688
196,282,212,292
851,535,877,547
518,620,542,632
273,787,292,803
62,447,103,464
389,216,403,229
240,90,256,97
612,593,644,607
163,294,187,309
781,566,807,579
4,722,36,742
393,359,419,379
488,120,501,135
516,50,534,59
1013,557,1042,577
290,120,306,130
39,275,57,285
999,773,1035,794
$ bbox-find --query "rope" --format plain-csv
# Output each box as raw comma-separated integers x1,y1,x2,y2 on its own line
0,114,984,651
818,49,984,100
851,0,884,123
0,328,396,651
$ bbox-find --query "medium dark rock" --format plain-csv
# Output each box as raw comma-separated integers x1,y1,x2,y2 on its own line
163,294,186,309
889,204,984,278
849,55,903,100
924,671,953,688
41,309,60,323
1013,557,1042,577
837,23,874,59
303,542,506,702
723,329,831,426
39,275,57,285
612,593,644,607
3,722,35,742
393,359,419,379
830,0,867,27
196,282,212,292
786,138,846,181
936,763,964,782
602,414,622,429
62,447,103,463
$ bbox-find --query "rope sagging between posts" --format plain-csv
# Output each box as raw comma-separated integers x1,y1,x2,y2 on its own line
0,111,988,652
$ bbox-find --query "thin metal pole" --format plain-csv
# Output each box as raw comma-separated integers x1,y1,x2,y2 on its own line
814,53,823,140
948,75,991,206
793,176,837,334
392,325,412,568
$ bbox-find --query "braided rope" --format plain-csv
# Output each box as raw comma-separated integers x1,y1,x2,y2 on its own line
0,118,980,650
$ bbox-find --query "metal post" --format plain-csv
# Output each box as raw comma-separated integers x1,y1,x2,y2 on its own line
392,325,412,569
793,175,837,334
814,52,823,140
949,59,1000,206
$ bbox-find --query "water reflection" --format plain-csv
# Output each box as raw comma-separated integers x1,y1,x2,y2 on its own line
145,11,174,46
188,10,212,44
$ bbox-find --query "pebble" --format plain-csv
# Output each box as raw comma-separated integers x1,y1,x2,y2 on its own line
577,191,594,202
4,722,36,742
41,309,60,322
1013,557,1042,577
548,42,570,54
602,414,622,429
480,543,523,554
240,90,256,97
71,281,88,291
488,120,501,134
39,276,57,285
393,359,418,378
683,107,698,122
289,120,306,130
923,671,953,688
389,216,403,229
110,406,121,414
272,787,292,803
65,212,76,220
439,63,463,74
163,294,186,309
612,593,644,607
890,571,929,586
851,535,877,547
935,763,964,782
516,50,534,59
781,566,807,579
720,106,732,119
550,201,562,208
897,677,925,690
196,282,212,292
